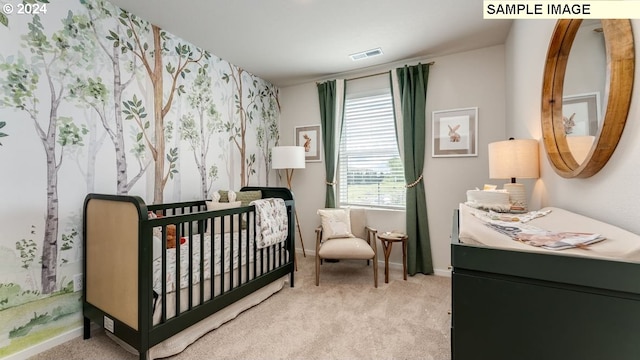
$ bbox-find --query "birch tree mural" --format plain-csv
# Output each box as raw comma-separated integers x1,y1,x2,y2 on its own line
111,9,209,203
65,7,107,193
0,13,88,294
222,65,261,186
256,84,280,185
179,66,221,199
74,0,149,194
0,1,280,355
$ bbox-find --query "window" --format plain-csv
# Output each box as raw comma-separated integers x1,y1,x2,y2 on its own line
338,78,405,209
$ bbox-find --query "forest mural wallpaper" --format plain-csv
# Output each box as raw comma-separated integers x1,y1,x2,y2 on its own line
0,0,280,356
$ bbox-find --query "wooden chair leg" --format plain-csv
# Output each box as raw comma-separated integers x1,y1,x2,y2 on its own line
315,255,320,286
373,257,378,288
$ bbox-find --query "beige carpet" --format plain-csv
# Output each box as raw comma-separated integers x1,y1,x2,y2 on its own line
30,255,452,359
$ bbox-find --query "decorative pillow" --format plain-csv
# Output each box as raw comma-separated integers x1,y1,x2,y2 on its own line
210,191,221,203
218,190,262,206
235,190,261,206
218,190,231,202
317,208,353,241
206,201,242,234
217,190,237,202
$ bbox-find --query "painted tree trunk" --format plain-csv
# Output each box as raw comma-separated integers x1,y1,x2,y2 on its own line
85,109,99,193
112,46,129,195
41,142,59,294
40,90,61,294
198,113,208,199
152,25,165,204
229,65,247,187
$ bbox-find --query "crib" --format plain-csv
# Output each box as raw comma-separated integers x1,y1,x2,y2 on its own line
82,187,295,360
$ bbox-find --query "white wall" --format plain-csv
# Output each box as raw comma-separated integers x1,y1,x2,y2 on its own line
279,45,507,275
506,20,640,233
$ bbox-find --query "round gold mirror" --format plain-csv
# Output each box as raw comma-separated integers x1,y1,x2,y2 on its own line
541,19,634,178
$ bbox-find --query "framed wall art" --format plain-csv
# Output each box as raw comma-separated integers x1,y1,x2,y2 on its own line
432,107,478,157
295,125,322,162
562,92,600,136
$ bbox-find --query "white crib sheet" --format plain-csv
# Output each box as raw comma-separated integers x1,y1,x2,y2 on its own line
152,231,257,294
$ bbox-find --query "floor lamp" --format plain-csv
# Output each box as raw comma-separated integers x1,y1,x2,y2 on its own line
272,146,306,258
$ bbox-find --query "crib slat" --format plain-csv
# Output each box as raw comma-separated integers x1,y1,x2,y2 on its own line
199,219,205,306
175,225,180,318
210,218,215,301
186,225,193,312
251,211,257,278
161,226,167,323
229,215,235,291
220,215,225,296
245,210,251,284
237,214,242,286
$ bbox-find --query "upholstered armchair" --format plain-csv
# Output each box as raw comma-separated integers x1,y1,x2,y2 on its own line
315,208,378,288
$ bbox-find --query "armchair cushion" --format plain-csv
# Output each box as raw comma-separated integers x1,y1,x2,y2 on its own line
317,208,353,241
318,237,375,260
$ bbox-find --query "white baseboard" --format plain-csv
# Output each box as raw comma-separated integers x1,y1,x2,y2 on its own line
434,268,452,277
4,323,100,360
299,248,452,277
4,327,83,360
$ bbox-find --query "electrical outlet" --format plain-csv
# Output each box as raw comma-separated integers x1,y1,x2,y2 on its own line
73,274,83,292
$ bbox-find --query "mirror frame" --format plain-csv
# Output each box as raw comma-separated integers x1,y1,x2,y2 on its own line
541,19,634,178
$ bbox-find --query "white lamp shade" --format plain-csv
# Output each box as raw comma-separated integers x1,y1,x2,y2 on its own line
488,139,539,180
272,146,305,169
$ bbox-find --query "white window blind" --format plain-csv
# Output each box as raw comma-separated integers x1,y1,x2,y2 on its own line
338,90,405,209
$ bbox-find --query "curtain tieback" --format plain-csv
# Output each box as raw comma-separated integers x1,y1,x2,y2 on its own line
325,181,336,186
405,174,423,188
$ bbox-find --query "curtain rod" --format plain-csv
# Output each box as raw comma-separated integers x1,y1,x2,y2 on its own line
346,61,435,82
316,61,435,84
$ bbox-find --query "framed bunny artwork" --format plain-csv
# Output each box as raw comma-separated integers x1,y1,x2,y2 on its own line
562,92,600,136
295,124,322,162
432,107,478,157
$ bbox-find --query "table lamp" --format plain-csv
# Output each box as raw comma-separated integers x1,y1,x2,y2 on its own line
488,138,539,212
272,146,306,257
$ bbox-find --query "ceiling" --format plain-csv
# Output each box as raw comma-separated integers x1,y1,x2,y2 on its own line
107,0,513,87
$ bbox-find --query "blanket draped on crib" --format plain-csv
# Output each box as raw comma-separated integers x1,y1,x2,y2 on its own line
250,198,288,249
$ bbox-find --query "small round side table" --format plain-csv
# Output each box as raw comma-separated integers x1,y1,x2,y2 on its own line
377,232,408,283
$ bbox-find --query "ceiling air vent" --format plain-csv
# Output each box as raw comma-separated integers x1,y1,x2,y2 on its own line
349,47,383,61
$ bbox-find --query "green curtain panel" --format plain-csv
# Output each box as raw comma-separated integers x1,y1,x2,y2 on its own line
317,80,344,208
396,63,433,275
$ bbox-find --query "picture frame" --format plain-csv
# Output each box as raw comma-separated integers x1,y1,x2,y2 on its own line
295,125,322,162
562,92,600,136
432,107,478,157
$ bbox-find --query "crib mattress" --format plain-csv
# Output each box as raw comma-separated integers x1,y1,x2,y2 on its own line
153,231,256,294
458,203,640,262
154,247,289,322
